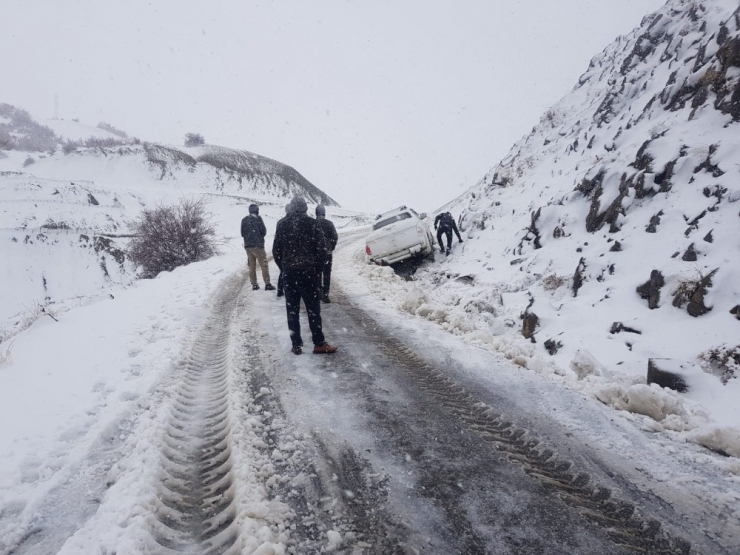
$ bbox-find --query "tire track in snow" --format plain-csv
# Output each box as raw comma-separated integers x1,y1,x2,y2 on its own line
337,289,695,555
147,277,243,555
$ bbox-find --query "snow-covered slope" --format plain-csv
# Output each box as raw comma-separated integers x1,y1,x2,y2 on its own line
0,107,350,337
391,0,740,456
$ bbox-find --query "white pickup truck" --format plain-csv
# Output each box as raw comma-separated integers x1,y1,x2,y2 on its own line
364,206,436,266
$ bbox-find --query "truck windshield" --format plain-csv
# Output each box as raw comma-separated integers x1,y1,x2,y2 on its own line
373,212,411,230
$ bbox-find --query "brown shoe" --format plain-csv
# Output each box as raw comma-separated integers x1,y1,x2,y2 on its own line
313,342,337,354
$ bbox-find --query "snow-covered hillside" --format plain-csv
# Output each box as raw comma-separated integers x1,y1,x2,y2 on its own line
0,110,352,338
385,0,740,457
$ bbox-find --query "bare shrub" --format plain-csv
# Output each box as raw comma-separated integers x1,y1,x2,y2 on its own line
0,103,59,152
23,156,35,167
542,274,567,291
699,344,739,384
672,267,718,316
62,140,80,154
127,199,219,278
184,132,205,147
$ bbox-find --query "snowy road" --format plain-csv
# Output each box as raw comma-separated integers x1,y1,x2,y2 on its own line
233,237,733,554
3,237,737,554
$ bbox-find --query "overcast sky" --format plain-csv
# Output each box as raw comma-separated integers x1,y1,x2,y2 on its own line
2,0,665,213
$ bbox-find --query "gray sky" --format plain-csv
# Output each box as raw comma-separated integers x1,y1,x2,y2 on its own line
1,0,664,213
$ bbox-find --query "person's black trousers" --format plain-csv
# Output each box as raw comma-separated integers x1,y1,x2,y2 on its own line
277,271,284,295
437,228,452,250
283,269,325,347
320,254,333,294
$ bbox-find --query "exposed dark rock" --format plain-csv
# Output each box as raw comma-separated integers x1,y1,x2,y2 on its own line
693,144,725,177
576,169,605,198
653,160,677,192
528,208,542,249
647,359,689,393
715,37,740,121
684,210,707,236
610,322,642,335
521,311,539,343
586,173,629,234
87,193,99,206
730,305,740,320
610,241,622,252
544,338,562,355
682,243,698,261
646,210,664,233
672,268,718,317
703,230,714,243
572,257,586,297
631,171,655,199
553,225,564,238
636,269,664,309
632,140,654,172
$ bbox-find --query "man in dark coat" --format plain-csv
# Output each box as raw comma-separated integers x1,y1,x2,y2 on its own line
273,196,337,355
275,203,294,298
434,211,463,255
241,204,275,290
315,204,338,303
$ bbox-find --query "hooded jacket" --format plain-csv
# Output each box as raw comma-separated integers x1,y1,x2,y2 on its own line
272,212,327,272
241,214,267,248
316,216,338,252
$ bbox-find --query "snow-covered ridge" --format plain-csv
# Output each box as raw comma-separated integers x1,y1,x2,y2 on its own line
398,0,740,457
0,106,343,337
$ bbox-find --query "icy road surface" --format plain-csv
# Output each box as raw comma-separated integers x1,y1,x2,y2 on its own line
3,235,738,555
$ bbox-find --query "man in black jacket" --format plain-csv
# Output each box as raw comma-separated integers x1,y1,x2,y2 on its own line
434,211,463,255
315,204,338,303
275,203,294,298
273,196,337,355
241,204,275,291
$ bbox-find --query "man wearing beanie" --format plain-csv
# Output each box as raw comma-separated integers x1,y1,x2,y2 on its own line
315,205,338,303
272,196,338,355
241,204,275,291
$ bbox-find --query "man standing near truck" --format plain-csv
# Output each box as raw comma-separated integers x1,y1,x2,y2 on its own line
434,211,463,255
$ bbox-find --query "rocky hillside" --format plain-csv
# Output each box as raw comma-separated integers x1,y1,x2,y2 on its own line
400,0,739,454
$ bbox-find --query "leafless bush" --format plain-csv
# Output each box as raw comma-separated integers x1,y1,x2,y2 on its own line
23,156,35,167
0,103,59,152
127,199,219,278
62,140,79,154
184,132,205,147
542,274,567,291
672,267,718,316
699,344,739,384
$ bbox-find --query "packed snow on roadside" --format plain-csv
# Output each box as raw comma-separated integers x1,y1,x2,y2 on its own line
0,239,329,554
